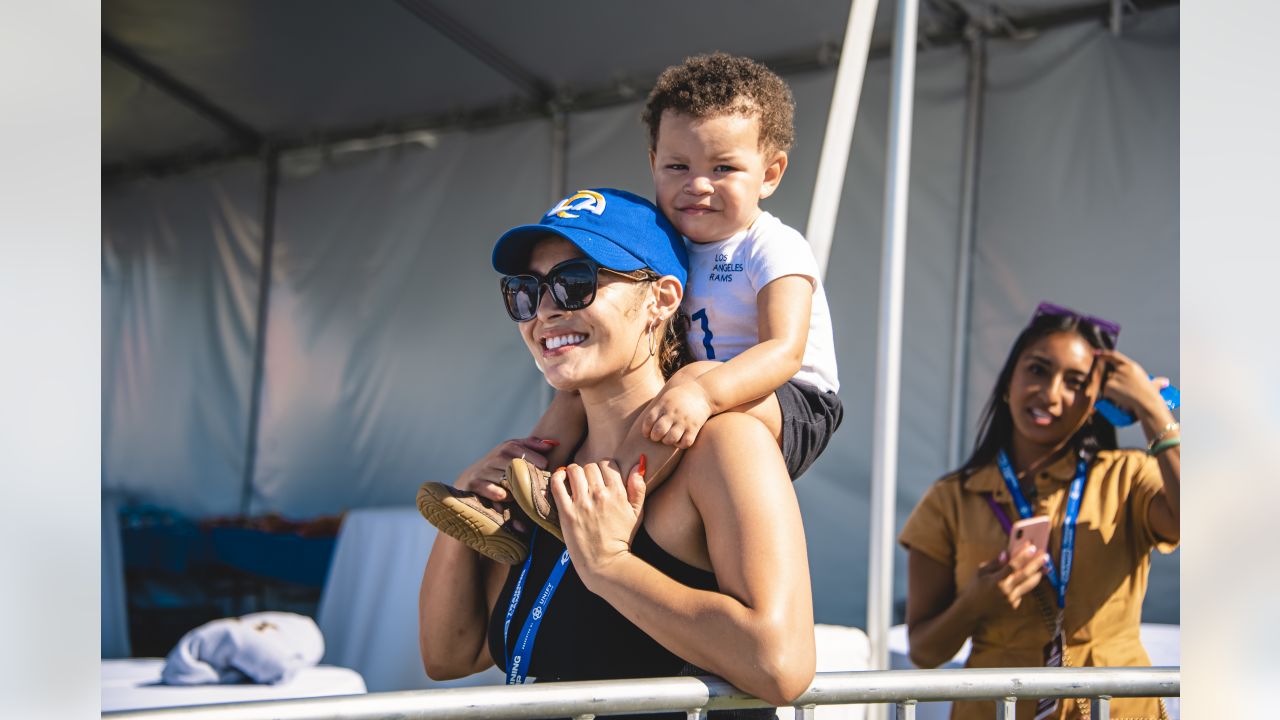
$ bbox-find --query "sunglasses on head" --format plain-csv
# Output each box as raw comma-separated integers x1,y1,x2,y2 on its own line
500,257,656,322
1032,301,1121,349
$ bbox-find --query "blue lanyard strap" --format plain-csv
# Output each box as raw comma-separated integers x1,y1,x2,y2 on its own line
995,449,1087,609
502,527,572,685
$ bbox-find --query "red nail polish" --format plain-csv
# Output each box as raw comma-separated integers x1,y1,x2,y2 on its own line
541,438,560,446
555,466,566,474
638,454,648,478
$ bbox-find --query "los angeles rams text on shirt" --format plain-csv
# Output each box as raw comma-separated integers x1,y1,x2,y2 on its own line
709,252,744,282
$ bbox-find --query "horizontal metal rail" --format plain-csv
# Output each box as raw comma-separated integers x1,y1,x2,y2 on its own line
103,666,1179,720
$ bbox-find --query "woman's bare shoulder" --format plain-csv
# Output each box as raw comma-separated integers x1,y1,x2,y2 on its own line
676,413,790,493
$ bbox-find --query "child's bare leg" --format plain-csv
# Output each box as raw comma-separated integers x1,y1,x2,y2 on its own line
613,361,784,491
526,389,585,471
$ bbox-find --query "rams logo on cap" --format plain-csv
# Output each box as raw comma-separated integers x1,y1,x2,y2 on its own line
548,190,606,219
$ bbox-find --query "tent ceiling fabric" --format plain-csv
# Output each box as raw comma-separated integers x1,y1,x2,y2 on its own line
102,0,1158,171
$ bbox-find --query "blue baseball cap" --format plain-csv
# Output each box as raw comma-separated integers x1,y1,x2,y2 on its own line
492,188,688,288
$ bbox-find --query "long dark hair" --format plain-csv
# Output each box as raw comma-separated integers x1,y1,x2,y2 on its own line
659,309,695,380
958,312,1118,479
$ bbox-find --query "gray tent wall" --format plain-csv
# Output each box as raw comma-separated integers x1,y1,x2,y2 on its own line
101,7,1179,627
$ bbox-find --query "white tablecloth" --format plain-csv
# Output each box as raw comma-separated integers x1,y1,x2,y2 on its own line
101,658,366,712
315,506,505,692
888,623,1180,719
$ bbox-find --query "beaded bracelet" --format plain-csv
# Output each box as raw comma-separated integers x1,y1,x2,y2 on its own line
1148,437,1181,456
1146,421,1180,452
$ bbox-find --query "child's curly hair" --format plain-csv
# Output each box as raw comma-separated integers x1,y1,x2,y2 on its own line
642,52,796,156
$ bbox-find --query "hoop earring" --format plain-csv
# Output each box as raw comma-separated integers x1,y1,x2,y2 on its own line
647,323,657,358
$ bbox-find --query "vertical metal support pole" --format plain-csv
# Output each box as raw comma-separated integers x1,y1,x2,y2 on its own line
686,709,707,720
804,0,881,277
1092,696,1112,720
945,26,986,470
996,697,1017,719
867,0,921,700
543,109,570,409
239,148,280,517
895,700,917,719
795,705,816,720
1110,0,1123,36
550,109,569,204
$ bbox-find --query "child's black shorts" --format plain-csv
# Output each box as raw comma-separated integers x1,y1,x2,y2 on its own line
775,379,843,480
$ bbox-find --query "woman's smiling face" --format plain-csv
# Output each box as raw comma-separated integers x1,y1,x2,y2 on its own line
517,237,650,391
1006,331,1103,453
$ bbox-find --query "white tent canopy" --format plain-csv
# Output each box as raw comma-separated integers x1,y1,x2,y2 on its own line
102,0,1180,633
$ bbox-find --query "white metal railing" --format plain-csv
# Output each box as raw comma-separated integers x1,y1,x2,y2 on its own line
101,666,1179,720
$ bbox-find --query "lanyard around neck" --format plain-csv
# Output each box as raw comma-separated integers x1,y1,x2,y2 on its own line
995,449,1087,609
502,527,572,684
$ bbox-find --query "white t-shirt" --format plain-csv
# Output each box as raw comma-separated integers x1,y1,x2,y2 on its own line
680,211,840,393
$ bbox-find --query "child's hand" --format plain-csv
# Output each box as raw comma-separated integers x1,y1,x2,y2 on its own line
641,383,714,448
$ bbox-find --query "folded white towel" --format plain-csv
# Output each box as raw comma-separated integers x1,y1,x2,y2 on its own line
161,612,325,685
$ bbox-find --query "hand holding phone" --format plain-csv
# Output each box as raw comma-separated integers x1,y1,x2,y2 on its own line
1008,516,1051,560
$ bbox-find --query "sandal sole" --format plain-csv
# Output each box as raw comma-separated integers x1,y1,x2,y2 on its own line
417,482,527,564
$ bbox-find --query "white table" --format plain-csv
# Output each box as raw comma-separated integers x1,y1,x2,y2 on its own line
888,623,1179,719
101,658,366,712
315,506,505,692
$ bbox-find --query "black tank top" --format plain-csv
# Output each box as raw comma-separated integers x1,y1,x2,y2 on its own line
486,524,776,720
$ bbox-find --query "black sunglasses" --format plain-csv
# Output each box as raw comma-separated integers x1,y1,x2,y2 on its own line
500,257,655,322
1032,301,1121,350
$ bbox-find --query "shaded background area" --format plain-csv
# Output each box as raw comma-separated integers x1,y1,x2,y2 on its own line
101,0,1180,657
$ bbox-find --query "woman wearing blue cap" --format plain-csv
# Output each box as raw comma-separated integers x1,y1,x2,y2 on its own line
417,189,815,715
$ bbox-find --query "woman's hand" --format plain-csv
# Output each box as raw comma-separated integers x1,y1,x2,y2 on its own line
550,459,647,586
1097,350,1180,540
454,436,558,531
1094,349,1173,425
641,382,715,448
963,544,1047,615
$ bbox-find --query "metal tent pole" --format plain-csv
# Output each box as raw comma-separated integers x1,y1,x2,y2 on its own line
804,0,881,278
867,0,921,693
239,149,280,517
542,110,570,409
945,27,987,470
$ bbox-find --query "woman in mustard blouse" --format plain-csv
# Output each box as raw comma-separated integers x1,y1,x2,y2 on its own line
900,303,1179,720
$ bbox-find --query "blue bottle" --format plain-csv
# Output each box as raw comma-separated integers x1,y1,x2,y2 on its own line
1095,378,1180,427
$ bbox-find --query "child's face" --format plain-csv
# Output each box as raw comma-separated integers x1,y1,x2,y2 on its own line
649,110,787,244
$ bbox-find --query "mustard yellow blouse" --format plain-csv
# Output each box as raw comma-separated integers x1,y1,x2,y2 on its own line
899,449,1178,720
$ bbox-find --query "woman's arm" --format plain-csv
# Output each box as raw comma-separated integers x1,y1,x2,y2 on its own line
418,530,506,679
1095,349,1180,542
552,413,815,707
906,544,1046,669
418,437,549,679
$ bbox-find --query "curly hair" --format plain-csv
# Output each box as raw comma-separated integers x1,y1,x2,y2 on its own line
642,52,796,156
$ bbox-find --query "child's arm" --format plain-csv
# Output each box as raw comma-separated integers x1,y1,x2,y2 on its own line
642,274,812,447
529,389,584,469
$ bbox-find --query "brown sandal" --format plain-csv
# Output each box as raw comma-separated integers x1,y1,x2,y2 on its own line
416,481,528,564
506,450,684,544
506,457,563,542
